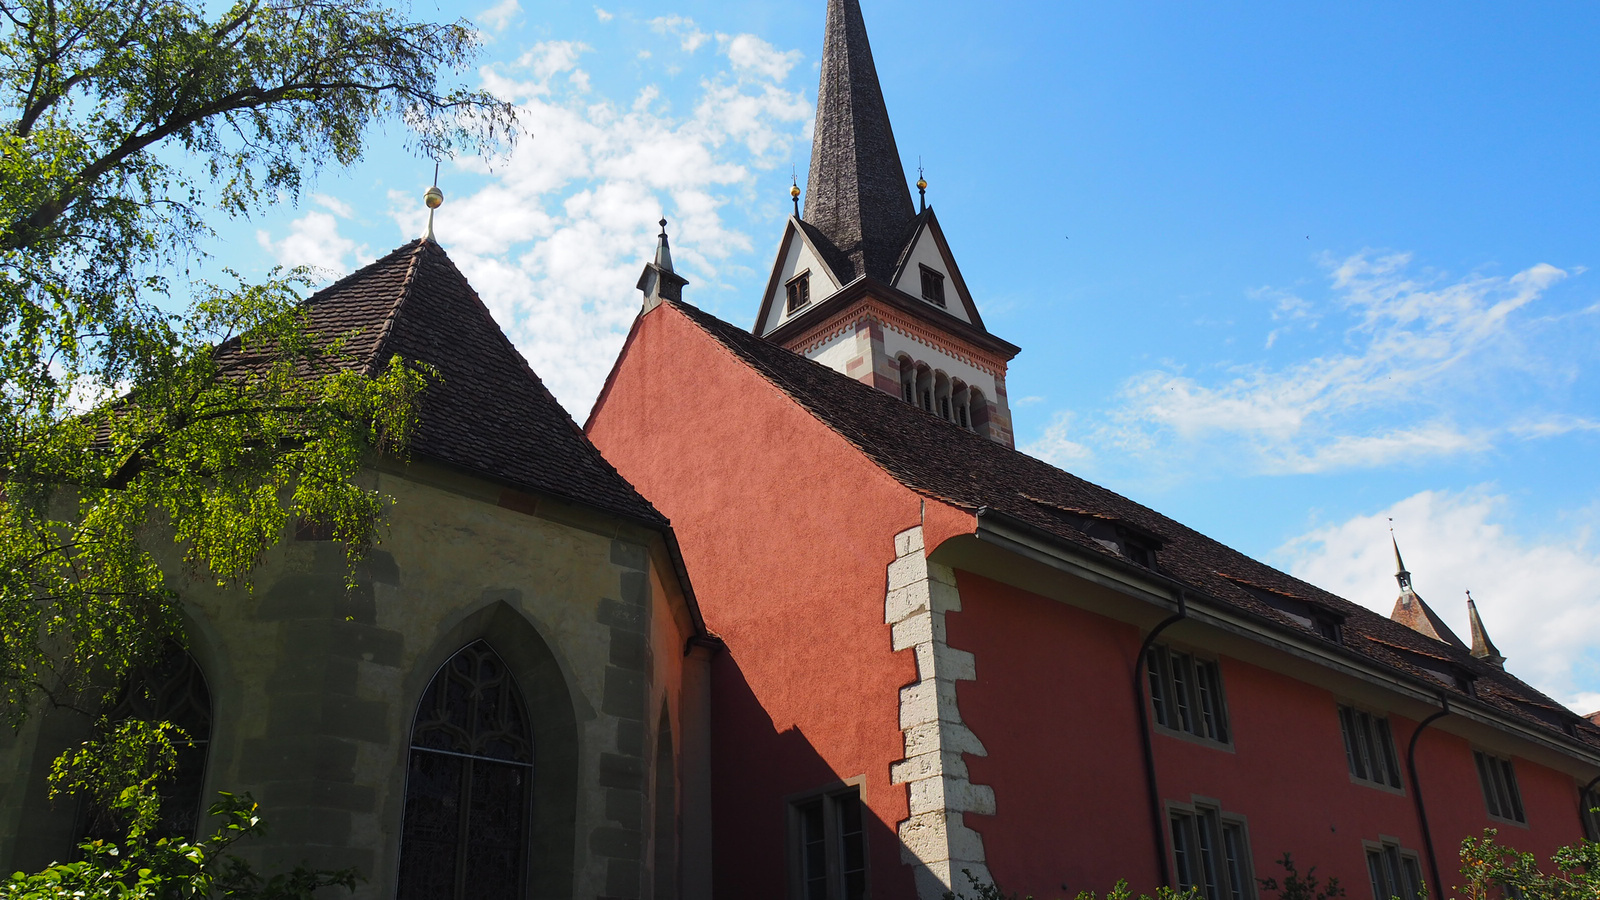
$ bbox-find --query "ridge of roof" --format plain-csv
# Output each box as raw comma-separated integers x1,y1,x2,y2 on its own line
664,297,1598,753
217,239,666,528
803,0,916,283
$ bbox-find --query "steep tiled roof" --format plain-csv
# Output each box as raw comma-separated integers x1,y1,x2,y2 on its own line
668,299,1600,753
216,240,665,526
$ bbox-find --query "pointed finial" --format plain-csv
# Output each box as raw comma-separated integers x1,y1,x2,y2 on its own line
654,217,675,272
422,161,444,242
917,160,927,213
791,168,802,219
1390,520,1413,593
1467,591,1506,668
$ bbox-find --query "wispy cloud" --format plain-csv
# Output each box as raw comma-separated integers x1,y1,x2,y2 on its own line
650,15,709,53
377,34,810,412
476,0,521,34
1278,489,1600,713
1086,251,1581,475
255,197,369,277
1022,410,1093,467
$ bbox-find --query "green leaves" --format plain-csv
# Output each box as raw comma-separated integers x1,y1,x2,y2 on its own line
0,792,360,899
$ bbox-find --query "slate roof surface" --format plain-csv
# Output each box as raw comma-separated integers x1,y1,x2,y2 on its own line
668,298,1600,753
215,239,665,527
803,0,917,284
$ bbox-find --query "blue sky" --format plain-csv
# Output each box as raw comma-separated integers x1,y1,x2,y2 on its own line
210,1,1600,708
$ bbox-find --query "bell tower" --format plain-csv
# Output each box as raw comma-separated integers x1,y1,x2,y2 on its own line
751,0,1020,447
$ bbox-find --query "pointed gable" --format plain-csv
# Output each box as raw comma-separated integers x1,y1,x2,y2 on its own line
804,0,916,283
1468,592,1506,667
889,210,983,327
218,239,665,526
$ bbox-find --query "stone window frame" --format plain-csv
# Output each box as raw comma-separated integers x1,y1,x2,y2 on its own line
1473,749,1529,827
1337,702,1406,795
784,775,871,900
1166,795,1255,900
389,601,581,900
1361,835,1425,900
1146,642,1235,751
786,270,812,314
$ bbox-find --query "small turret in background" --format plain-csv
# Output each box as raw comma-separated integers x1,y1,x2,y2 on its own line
1466,590,1506,668
1388,535,1467,648
637,218,688,312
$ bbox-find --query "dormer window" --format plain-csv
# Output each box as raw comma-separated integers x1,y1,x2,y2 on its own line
919,265,945,308
786,271,811,313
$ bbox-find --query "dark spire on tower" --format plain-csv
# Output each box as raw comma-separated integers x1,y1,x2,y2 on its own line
804,0,915,283
1466,591,1506,668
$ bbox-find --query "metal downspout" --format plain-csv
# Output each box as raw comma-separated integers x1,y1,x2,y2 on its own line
1136,590,1188,888
1406,696,1451,896
1578,773,1600,839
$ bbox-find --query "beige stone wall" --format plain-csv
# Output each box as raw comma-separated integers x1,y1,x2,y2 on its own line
0,459,700,900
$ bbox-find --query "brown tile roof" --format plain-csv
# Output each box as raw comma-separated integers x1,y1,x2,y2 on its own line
216,239,665,527
668,298,1600,754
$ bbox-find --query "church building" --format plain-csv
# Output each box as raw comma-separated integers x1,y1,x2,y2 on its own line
0,237,717,900
586,0,1600,898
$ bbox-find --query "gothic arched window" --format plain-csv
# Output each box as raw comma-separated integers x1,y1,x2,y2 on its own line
398,641,533,900
82,649,212,840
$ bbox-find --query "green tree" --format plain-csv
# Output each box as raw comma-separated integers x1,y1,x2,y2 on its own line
1458,829,1600,900
0,0,511,861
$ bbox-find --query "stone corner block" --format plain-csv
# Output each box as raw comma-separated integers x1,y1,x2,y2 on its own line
895,527,926,558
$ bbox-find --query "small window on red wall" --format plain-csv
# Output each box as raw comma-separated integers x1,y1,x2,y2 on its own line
791,785,867,900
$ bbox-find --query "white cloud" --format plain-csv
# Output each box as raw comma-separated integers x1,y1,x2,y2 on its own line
1022,411,1093,467
406,36,811,413
256,211,368,278
595,7,613,22
1278,489,1600,713
477,0,521,34
719,33,803,82
1094,251,1576,475
650,15,709,53
311,193,355,219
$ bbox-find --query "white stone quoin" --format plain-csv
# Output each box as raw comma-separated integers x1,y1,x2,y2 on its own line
886,526,995,899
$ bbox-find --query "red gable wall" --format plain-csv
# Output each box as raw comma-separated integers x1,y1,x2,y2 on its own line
589,303,974,899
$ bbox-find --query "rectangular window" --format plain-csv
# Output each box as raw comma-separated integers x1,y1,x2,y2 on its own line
1170,802,1253,900
919,265,946,307
1365,840,1423,900
1474,751,1526,823
1583,788,1600,841
786,272,811,313
1338,705,1403,789
1148,645,1230,744
791,787,868,900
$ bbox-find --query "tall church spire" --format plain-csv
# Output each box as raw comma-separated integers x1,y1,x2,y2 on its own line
804,0,915,283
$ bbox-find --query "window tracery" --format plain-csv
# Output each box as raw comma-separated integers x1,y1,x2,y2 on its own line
398,641,533,900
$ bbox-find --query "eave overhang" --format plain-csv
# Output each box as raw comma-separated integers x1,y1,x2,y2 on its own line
969,506,1600,772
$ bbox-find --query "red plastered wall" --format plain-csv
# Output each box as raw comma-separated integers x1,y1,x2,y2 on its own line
947,571,1587,899
588,304,969,899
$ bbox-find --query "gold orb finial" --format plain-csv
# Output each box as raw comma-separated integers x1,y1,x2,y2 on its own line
424,185,444,209
790,183,801,199
917,176,927,190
